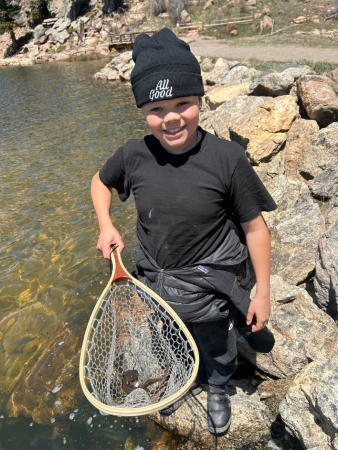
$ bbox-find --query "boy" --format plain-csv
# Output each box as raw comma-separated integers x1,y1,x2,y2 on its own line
91,28,277,434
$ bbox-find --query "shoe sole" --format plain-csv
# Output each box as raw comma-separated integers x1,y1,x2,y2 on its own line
208,417,231,434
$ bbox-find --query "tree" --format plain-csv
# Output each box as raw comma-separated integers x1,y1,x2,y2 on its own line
0,0,20,51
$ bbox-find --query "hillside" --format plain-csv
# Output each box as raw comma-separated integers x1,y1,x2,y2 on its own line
1,0,338,64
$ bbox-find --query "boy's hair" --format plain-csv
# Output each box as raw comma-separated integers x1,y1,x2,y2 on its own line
131,28,204,108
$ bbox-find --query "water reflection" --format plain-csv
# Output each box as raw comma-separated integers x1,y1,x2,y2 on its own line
0,60,187,449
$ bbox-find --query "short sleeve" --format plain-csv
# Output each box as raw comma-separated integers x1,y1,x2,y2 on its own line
229,153,277,223
99,146,131,201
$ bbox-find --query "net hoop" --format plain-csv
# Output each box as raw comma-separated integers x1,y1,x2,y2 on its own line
79,247,199,416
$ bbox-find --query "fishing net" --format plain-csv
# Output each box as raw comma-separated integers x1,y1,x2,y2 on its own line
80,248,199,416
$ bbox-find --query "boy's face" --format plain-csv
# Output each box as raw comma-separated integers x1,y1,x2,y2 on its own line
141,96,201,154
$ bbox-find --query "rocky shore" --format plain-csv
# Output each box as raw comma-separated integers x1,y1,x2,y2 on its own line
92,52,338,449
6,51,338,449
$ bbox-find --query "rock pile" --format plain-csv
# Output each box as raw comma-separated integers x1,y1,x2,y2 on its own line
92,52,338,449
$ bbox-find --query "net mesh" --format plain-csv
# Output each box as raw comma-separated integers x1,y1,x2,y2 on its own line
84,280,196,411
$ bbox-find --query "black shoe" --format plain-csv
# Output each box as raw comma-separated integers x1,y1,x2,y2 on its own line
207,391,231,434
159,384,202,416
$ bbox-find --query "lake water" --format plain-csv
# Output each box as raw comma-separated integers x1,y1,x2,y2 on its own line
0,59,188,450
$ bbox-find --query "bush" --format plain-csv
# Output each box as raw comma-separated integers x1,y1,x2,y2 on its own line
151,0,166,16
168,0,188,23
56,45,66,53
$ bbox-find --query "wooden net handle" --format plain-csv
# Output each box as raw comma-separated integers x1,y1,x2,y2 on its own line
110,245,132,283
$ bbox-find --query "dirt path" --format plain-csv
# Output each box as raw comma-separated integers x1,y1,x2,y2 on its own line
183,38,338,64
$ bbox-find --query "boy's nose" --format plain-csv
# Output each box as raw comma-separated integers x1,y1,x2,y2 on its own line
164,111,181,123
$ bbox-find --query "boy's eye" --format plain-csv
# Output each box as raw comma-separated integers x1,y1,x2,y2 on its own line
177,102,189,107
150,107,162,112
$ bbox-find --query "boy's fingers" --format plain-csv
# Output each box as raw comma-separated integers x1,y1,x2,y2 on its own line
246,310,254,325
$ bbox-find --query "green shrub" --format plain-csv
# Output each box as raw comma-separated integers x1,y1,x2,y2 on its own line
56,45,66,53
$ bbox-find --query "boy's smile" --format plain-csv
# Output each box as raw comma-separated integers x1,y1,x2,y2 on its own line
142,96,201,154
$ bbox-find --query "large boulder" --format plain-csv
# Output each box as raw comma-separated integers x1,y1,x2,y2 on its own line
250,72,295,97
201,95,268,140
151,379,272,449
250,66,315,97
314,226,338,325
204,83,252,110
299,123,338,179
280,118,319,181
33,24,46,40
205,59,261,86
297,75,338,127
230,96,299,164
47,0,88,20
327,68,338,85
237,276,338,378
280,355,338,450
263,175,325,285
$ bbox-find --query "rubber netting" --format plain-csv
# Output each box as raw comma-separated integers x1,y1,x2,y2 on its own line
84,280,196,411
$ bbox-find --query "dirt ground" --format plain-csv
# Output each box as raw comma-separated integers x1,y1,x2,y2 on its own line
181,37,338,63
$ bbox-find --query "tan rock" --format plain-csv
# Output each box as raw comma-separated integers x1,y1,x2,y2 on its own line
280,356,338,450
262,5,271,15
263,175,325,285
263,15,273,30
293,15,306,23
327,68,338,85
254,12,262,19
297,75,338,127
151,380,272,449
230,29,238,36
200,57,214,73
205,83,251,110
281,118,319,181
239,276,338,377
230,96,298,164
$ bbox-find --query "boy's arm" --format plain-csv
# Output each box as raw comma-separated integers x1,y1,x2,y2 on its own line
240,213,271,332
91,171,124,259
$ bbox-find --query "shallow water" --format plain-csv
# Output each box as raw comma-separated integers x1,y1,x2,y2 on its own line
0,59,187,449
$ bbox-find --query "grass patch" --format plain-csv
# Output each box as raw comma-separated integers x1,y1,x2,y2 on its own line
56,45,66,53
246,58,284,72
295,59,337,74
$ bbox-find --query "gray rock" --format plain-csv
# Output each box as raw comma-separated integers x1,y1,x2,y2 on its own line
151,379,272,449
47,0,84,20
263,175,325,285
250,72,295,96
221,65,261,86
308,165,338,199
33,24,46,40
238,276,338,378
314,226,338,324
204,58,230,85
56,19,71,32
280,355,338,450
297,75,338,127
299,123,338,179
250,66,315,97
55,30,70,43
324,193,338,228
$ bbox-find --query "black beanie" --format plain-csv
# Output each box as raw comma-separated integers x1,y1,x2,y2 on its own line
131,28,204,108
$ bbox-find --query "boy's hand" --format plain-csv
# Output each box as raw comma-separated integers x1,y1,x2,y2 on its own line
246,294,271,332
97,225,124,259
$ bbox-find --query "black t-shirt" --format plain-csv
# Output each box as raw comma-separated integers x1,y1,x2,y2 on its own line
99,128,277,269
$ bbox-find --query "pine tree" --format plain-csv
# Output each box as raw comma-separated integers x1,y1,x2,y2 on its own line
0,0,20,51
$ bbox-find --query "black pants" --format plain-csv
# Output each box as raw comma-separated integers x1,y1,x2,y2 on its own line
185,307,238,393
